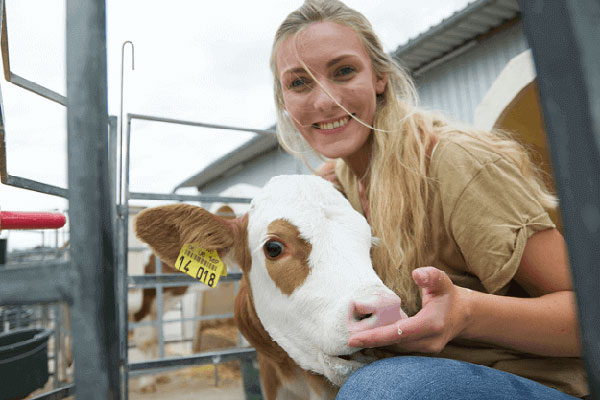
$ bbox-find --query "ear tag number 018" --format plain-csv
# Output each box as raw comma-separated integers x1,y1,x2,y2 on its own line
176,244,227,288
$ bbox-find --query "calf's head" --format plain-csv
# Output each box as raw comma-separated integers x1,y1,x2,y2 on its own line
135,175,406,385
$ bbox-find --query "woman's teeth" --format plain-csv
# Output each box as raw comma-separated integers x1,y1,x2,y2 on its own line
314,116,349,130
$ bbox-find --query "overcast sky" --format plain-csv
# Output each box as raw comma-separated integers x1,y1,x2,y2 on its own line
0,0,471,249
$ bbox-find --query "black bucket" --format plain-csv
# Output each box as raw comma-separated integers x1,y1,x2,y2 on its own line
0,328,53,400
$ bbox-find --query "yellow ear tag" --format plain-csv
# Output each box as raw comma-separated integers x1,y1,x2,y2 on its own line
176,244,227,288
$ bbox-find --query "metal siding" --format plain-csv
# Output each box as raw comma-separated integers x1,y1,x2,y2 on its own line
416,23,528,122
200,148,310,196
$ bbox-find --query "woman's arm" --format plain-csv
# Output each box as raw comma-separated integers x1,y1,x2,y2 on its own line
462,227,580,356
348,228,582,357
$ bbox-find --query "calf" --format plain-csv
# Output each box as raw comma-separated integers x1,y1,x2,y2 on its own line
135,175,407,399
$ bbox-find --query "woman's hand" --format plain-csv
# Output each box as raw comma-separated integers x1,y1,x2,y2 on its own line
348,266,472,353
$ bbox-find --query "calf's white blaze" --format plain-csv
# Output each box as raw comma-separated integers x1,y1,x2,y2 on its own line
247,175,401,385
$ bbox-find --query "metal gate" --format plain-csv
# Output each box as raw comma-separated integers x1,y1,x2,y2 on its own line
0,1,120,399
119,113,272,399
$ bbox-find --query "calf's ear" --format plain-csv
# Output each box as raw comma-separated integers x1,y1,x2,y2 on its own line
134,204,243,269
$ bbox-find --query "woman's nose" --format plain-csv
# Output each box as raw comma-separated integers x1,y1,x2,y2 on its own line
312,82,341,112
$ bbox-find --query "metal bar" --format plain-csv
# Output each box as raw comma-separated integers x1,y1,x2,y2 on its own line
52,303,60,389
129,191,252,203
241,357,264,400
30,384,75,400
0,261,73,304
1,0,9,82
117,211,129,400
8,73,67,106
128,246,149,252
117,206,129,400
109,116,118,207
111,114,129,400
125,116,132,208
156,258,165,359
0,0,8,183
128,347,257,374
0,82,7,184
520,2,600,399
118,41,134,206
121,101,133,400
129,313,235,329
128,272,243,288
66,0,120,398
0,1,66,105
128,113,276,136
4,174,68,198
56,304,67,387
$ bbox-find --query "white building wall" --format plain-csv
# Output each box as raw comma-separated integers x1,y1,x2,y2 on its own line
416,22,528,123
199,147,310,196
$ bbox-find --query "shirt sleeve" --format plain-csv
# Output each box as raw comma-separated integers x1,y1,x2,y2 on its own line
448,156,556,294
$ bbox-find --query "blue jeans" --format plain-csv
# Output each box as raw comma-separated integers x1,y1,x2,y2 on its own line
336,356,579,400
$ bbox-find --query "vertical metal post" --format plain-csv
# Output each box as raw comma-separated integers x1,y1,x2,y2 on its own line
117,204,129,400
520,1,600,399
109,116,118,211
156,258,165,359
52,303,61,388
117,201,129,400
112,112,129,400
66,1,120,398
56,303,66,386
119,114,133,400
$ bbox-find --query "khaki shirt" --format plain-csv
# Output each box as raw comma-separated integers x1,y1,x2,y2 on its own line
335,135,588,398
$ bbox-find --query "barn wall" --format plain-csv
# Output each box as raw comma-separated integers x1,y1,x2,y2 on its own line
199,146,310,197
416,22,528,123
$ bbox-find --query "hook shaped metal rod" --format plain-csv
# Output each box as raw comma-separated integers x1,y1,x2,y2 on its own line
118,41,134,207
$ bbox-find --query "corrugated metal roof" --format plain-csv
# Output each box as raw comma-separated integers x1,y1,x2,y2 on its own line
392,0,520,72
176,0,520,191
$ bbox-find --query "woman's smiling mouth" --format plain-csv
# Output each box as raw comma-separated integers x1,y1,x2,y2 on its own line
312,115,353,132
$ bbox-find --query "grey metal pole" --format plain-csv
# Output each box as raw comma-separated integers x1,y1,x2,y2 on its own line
121,112,134,400
66,0,120,398
119,41,134,206
520,1,600,399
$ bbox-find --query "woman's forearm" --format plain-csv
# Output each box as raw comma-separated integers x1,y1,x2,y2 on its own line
458,288,581,357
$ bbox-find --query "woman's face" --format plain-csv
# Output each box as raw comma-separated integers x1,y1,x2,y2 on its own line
276,21,387,159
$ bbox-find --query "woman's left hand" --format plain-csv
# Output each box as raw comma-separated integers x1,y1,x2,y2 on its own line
348,266,472,353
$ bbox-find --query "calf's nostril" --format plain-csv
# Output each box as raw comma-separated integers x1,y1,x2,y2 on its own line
352,309,373,322
359,313,372,321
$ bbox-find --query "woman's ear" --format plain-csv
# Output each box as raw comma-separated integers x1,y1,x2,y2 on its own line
375,72,388,95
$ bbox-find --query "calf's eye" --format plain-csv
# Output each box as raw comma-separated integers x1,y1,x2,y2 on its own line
264,241,284,259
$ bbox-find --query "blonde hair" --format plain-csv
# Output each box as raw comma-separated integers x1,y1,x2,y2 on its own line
271,0,557,315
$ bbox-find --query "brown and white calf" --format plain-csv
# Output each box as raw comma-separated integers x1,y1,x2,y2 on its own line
134,175,407,399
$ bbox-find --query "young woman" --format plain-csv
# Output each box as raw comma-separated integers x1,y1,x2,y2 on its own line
270,1,588,399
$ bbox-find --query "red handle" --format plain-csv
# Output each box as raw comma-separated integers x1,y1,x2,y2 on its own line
0,211,67,230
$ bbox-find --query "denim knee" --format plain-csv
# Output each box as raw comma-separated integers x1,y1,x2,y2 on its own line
335,356,578,400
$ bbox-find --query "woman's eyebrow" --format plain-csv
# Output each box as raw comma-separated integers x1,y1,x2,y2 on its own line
326,54,355,68
282,67,307,76
281,54,359,77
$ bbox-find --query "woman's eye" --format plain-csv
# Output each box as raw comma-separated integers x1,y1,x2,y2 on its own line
289,78,310,90
336,66,355,78
264,241,284,259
